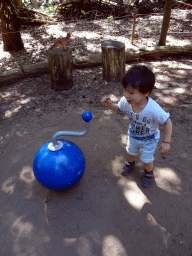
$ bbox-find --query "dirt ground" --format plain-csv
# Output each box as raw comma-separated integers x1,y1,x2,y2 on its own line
1,8,192,256
0,56,192,256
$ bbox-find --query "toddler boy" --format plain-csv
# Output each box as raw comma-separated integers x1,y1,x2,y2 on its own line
102,65,172,188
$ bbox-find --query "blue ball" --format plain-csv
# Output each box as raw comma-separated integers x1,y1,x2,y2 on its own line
82,111,92,122
33,139,86,191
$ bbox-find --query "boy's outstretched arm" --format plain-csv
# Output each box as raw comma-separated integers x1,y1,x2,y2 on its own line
159,118,172,154
102,97,122,113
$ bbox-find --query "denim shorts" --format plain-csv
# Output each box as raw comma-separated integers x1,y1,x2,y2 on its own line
126,135,159,163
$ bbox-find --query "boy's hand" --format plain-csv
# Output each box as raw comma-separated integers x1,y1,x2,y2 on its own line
102,96,112,108
159,142,170,154
101,96,121,113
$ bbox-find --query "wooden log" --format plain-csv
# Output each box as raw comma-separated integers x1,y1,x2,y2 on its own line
47,47,73,91
1,45,192,87
73,54,102,68
139,45,192,59
101,40,125,82
0,68,24,87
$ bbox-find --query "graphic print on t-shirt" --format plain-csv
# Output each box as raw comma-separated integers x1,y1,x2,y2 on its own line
118,97,170,139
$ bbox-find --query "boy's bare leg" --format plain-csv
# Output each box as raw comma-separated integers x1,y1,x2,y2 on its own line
143,161,153,172
128,155,136,162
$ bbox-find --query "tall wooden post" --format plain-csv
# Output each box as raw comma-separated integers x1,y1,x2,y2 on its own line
158,0,173,46
101,41,125,83
47,48,73,91
131,12,137,45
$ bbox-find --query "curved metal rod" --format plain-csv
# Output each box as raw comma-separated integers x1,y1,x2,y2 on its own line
52,122,90,146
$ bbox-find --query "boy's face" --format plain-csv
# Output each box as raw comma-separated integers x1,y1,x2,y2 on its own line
124,86,149,106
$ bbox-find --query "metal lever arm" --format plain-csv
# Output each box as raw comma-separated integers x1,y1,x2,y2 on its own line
52,122,90,146
48,111,92,151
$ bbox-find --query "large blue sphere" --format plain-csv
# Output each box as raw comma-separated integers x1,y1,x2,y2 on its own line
33,139,86,191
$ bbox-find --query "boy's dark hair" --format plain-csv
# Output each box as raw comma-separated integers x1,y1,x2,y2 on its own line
121,65,155,94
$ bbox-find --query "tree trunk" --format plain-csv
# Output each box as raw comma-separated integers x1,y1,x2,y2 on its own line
0,0,24,51
101,40,125,82
13,0,22,7
47,47,73,91
158,0,173,46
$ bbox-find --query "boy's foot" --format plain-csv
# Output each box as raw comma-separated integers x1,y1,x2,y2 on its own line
121,161,135,175
141,170,153,188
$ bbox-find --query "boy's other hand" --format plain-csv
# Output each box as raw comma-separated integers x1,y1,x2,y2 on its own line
159,142,170,154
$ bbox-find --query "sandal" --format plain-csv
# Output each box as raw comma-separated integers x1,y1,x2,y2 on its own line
121,161,135,176
141,170,153,188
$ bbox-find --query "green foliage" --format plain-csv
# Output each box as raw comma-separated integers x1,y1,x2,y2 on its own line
107,15,114,24
22,0,57,14
23,0,31,4
126,0,136,5
125,0,136,14
39,4,55,14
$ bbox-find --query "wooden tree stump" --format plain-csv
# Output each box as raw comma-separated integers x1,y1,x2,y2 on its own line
101,40,125,82
47,47,73,91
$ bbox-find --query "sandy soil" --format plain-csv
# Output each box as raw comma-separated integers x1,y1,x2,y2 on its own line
1,57,192,255
0,10,192,256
